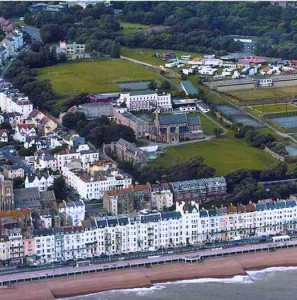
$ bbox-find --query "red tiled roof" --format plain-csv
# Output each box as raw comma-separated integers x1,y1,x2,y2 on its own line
28,109,42,119
18,124,35,130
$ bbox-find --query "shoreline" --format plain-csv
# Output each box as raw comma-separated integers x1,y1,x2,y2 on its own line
2,247,297,300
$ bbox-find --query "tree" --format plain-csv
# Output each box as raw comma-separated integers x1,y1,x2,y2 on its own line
147,80,157,90
53,176,67,201
109,41,121,58
62,112,87,130
18,146,36,157
0,123,12,130
214,127,224,138
13,177,25,189
40,24,65,43
160,80,171,91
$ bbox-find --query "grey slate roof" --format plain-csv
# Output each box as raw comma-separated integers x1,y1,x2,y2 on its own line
40,190,56,202
158,113,201,126
14,187,40,202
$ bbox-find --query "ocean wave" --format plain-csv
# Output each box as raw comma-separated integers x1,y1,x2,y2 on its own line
105,284,166,296
60,285,166,299
247,266,297,281
156,275,254,286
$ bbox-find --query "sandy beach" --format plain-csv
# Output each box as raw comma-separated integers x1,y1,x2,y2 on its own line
1,247,297,300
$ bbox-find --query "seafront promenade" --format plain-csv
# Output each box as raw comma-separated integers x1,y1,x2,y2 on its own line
0,238,296,286
2,244,297,300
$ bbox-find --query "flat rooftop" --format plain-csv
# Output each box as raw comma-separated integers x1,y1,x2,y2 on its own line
173,98,196,105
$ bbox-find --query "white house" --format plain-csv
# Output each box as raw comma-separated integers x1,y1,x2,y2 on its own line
0,129,8,143
0,89,33,119
1,112,23,128
34,152,57,170
61,163,133,200
0,30,23,65
25,173,54,192
14,124,36,143
79,149,100,170
8,228,24,265
59,200,85,226
0,235,10,265
63,227,86,261
151,183,173,211
118,91,172,112
54,150,81,169
34,230,56,263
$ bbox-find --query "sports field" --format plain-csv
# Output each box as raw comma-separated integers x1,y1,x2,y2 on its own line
249,103,297,114
154,132,275,175
120,22,150,35
229,86,297,101
36,59,160,97
121,47,203,66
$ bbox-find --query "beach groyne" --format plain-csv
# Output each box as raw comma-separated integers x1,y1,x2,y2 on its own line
2,247,297,300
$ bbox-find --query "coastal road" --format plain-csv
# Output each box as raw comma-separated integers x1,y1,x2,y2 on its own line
1,239,296,285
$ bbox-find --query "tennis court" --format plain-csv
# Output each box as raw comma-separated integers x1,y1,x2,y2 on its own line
216,104,264,127
118,81,151,90
233,116,264,127
215,104,243,117
269,115,297,129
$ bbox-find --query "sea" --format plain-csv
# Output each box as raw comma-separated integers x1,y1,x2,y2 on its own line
62,267,297,300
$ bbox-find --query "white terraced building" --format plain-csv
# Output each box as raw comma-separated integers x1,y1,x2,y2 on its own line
54,149,99,170
23,198,297,263
58,200,85,226
0,89,33,119
118,91,172,112
61,165,132,200
3,199,297,264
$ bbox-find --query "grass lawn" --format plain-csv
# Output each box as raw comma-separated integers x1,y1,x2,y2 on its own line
229,86,297,101
120,22,150,35
154,131,276,176
249,103,297,114
36,59,161,97
190,112,219,136
121,47,203,66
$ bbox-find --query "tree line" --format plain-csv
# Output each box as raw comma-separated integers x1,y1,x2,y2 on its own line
62,113,135,147
24,3,121,58
116,1,297,58
3,45,65,114
235,124,288,156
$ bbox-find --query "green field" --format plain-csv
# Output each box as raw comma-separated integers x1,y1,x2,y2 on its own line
121,47,203,66
154,131,276,176
37,59,161,97
120,22,150,35
249,103,297,114
191,113,219,136
229,86,297,101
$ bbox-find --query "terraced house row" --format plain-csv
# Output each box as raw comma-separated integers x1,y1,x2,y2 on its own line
1,198,297,265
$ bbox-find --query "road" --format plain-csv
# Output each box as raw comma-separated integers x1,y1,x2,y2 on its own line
120,55,183,91
1,238,296,284
21,26,41,42
0,145,32,174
